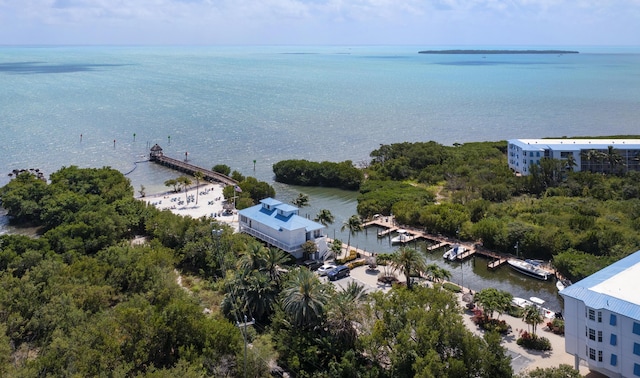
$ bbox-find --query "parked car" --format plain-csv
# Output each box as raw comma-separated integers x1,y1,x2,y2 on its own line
317,263,337,276
327,265,350,281
302,260,323,271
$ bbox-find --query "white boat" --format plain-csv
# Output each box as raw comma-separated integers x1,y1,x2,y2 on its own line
512,297,534,308
556,279,571,292
443,245,466,261
391,229,411,244
530,297,557,319
507,258,551,280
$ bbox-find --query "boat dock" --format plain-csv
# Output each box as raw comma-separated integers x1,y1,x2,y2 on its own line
363,216,519,268
149,144,238,186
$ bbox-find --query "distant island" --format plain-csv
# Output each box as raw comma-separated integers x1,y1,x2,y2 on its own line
418,49,579,54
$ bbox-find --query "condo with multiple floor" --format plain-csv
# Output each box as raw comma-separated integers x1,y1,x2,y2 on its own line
507,138,640,176
560,251,640,377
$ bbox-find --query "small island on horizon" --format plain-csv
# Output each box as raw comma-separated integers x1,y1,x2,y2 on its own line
418,49,579,54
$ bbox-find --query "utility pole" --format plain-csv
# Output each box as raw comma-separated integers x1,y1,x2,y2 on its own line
237,315,255,378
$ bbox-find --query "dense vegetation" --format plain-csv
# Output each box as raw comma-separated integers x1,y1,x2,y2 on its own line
0,166,518,377
273,159,364,190
359,140,640,281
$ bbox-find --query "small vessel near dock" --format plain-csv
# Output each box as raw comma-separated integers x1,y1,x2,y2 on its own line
507,258,551,280
443,245,466,261
556,279,572,292
391,229,411,244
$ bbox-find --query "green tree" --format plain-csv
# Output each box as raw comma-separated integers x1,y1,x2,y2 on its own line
280,268,329,329
474,287,513,320
177,176,192,203
314,209,335,227
212,164,232,176
389,246,426,290
517,364,581,378
522,304,544,335
341,215,363,250
292,193,309,208
423,263,451,283
193,171,204,205
164,178,179,192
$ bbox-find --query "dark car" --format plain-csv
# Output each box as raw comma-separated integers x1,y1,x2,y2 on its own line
302,260,323,271
327,265,350,281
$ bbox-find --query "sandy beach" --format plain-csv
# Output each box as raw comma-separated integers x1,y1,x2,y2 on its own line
139,183,239,231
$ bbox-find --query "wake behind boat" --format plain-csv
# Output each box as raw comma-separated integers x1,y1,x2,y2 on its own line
507,258,551,280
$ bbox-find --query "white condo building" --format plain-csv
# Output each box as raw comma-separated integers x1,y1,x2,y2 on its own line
507,138,640,176
560,250,640,377
237,198,328,260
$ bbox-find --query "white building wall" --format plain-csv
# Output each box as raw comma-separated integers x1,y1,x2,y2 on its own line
563,296,640,377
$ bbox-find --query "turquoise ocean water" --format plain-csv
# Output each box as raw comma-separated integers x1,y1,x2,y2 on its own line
1,45,639,309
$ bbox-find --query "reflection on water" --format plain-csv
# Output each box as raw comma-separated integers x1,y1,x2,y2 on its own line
0,170,564,314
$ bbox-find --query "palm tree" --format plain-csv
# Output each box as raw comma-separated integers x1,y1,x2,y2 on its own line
314,209,335,227
522,304,544,336
341,215,363,251
389,246,426,290
193,171,204,204
280,268,329,328
424,263,451,284
264,247,291,285
605,145,624,174
177,175,192,203
237,242,268,272
565,153,577,173
325,281,367,347
292,193,309,208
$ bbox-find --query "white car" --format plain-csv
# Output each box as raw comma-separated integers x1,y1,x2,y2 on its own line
317,264,337,276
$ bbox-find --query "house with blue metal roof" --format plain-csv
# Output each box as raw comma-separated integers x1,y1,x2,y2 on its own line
560,250,640,377
238,198,327,260
507,138,640,176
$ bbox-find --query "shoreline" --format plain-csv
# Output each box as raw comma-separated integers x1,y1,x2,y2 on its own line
138,182,239,231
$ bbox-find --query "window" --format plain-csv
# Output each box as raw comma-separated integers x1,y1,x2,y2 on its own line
589,328,596,341
588,309,595,321
598,331,602,342
634,343,640,356
611,354,617,366
610,314,617,326
635,363,640,377
634,322,640,335
598,311,602,323
589,348,596,361
611,334,617,346
598,350,602,362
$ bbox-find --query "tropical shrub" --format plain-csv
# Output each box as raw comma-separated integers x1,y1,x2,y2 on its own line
517,331,552,351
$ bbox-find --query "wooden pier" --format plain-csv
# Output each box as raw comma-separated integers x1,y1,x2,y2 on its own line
149,144,238,186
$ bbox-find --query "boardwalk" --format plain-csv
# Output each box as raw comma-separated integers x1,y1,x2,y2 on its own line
363,216,524,269
149,144,238,186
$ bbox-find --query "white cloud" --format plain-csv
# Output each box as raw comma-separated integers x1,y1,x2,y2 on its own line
0,0,639,45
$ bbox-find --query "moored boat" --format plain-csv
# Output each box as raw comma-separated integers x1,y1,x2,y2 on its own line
391,229,410,244
443,245,466,261
556,278,572,292
507,258,551,280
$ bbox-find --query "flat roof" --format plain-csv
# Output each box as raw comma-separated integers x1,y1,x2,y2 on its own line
561,250,640,320
508,138,640,150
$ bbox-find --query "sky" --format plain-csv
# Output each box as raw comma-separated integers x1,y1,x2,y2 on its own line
1,0,639,46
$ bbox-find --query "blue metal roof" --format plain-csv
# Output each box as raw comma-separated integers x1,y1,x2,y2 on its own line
239,198,324,233
560,250,640,320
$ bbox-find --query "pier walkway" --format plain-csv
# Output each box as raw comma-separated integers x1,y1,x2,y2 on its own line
149,144,238,186
362,216,518,268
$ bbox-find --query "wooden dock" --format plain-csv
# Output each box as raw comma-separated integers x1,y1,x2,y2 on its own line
149,144,238,186
488,257,509,269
